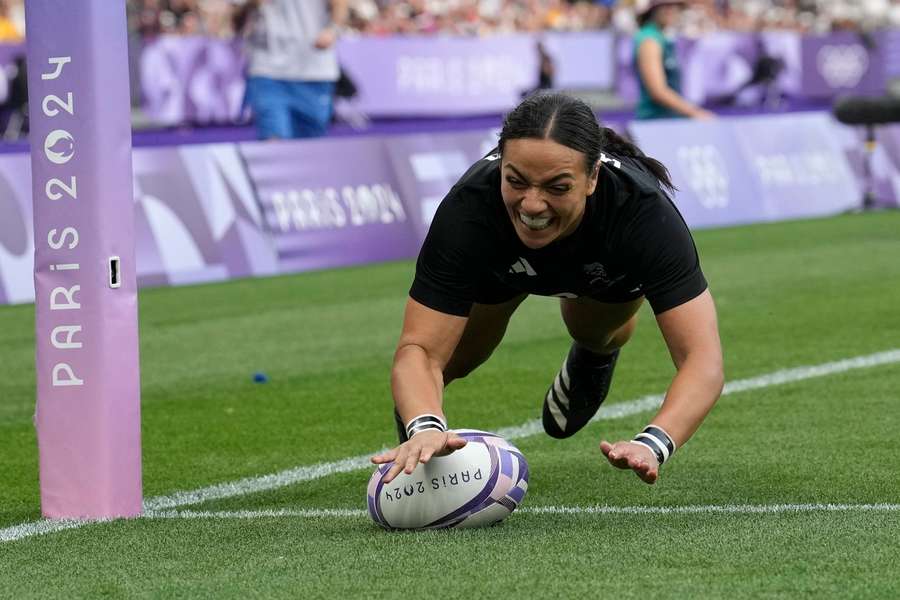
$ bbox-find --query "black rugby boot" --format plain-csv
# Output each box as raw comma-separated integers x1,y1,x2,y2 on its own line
542,343,620,439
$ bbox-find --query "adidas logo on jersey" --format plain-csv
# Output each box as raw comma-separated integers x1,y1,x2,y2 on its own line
509,257,537,276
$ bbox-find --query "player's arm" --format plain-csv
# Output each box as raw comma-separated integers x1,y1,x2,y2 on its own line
372,298,470,483
652,289,724,445
601,289,723,483
600,187,723,483
392,298,466,427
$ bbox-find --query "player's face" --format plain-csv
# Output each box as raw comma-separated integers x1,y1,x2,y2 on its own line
500,138,599,250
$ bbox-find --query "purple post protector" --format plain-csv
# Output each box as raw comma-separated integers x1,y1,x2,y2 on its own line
25,0,143,518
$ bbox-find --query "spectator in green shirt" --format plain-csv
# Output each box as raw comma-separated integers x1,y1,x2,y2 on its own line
633,0,714,120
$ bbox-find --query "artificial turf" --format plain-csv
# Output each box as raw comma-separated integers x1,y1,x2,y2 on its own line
0,211,898,598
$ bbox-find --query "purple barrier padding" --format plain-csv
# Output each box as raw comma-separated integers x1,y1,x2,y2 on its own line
629,119,764,228
871,124,900,207
139,36,247,126
131,143,278,287
880,30,900,79
0,43,24,104
618,33,768,106
337,35,537,117
0,152,33,306
679,33,761,105
833,119,900,209
239,137,420,271
680,32,802,105
801,32,884,98
0,111,886,307
615,34,638,105
0,42,23,63
137,31,615,123
629,113,859,228
25,0,142,518
540,31,615,90
384,129,502,240
618,30,885,107
761,31,802,98
731,112,860,218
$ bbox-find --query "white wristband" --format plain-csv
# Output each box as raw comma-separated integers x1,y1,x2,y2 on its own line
404,414,447,439
632,424,676,465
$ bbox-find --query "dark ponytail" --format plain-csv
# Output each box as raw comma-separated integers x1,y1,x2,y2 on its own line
498,92,675,193
598,126,675,193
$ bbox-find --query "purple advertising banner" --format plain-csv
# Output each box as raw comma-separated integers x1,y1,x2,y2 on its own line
629,114,859,228
135,32,616,124
801,32,884,98
4,30,899,129
338,32,617,117
337,35,537,116
679,33,765,106
880,30,900,79
384,128,501,240
629,118,765,228
834,119,900,209
616,31,772,105
132,143,279,287
868,124,900,207
139,36,247,126
0,111,886,308
618,30,883,107
239,137,420,272
26,0,143,518
730,112,860,218
617,31,796,107
0,43,23,105
0,151,33,305
541,31,616,91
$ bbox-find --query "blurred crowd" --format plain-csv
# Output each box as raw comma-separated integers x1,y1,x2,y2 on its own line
0,0,23,42
1,0,900,42
127,0,900,39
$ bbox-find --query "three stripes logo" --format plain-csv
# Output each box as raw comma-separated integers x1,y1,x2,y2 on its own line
545,359,571,430
508,257,537,276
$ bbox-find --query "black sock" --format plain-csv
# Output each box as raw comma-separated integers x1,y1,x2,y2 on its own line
571,342,618,366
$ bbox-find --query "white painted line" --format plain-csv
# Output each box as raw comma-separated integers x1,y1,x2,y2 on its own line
147,508,367,520
492,349,900,443
3,348,899,544
143,502,900,522
0,518,102,543
721,349,900,395
143,454,380,511
520,503,900,516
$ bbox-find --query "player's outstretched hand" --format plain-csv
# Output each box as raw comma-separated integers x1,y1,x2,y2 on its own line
599,440,659,484
371,431,468,484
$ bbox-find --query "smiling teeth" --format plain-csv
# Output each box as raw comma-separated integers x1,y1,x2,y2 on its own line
519,213,551,230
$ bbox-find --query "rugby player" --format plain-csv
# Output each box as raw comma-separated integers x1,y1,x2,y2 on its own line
372,92,724,485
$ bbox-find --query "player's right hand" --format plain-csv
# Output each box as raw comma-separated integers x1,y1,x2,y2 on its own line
371,430,468,484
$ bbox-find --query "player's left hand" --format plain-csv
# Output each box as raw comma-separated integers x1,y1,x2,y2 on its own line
314,27,337,49
599,440,659,484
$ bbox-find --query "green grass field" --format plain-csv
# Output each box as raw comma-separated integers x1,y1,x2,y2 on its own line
1,212,899,598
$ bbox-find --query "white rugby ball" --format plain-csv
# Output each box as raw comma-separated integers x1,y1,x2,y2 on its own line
367,429,529,530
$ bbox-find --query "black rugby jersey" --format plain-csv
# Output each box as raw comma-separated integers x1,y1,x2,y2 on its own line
410,151,707,317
